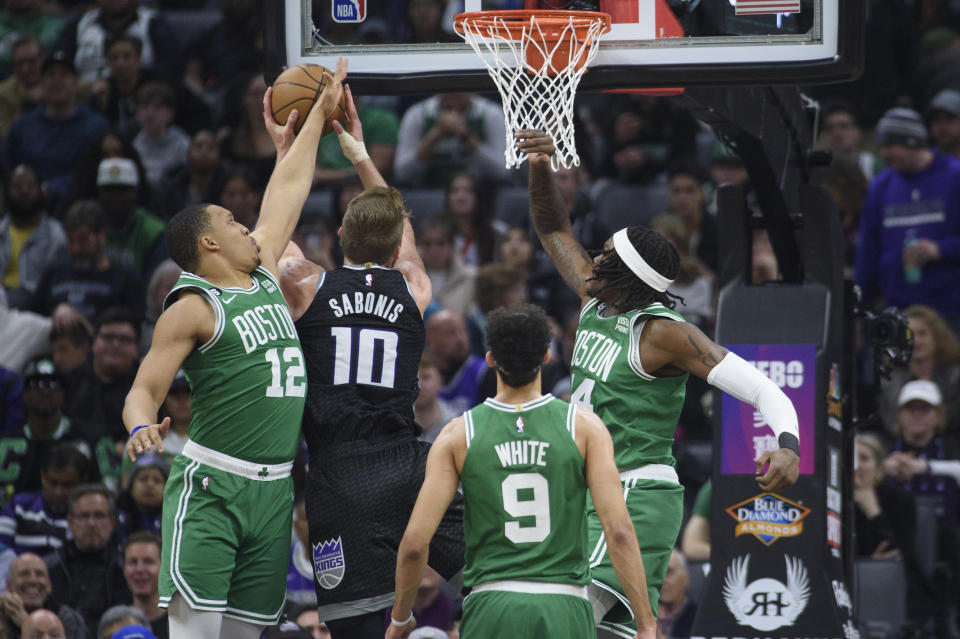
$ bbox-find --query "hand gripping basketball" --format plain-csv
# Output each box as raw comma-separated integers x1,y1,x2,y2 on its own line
270,58,347,136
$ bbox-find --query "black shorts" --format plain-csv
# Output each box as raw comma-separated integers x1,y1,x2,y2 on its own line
305,438,464,620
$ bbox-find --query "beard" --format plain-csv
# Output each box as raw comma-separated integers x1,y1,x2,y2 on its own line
6,198,42,224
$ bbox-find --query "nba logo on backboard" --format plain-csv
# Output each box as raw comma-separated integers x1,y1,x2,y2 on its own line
332,0,365,23
313,537,345,589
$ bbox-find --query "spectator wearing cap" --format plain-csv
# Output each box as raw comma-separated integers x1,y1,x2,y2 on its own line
0,356,91,498
0,552,88,639
929,88,960,159
0,443,89,556
1,49,108,209
96,157,166,280
109,624,156,639
46,484,131,633
121,532,166,639
32,199,145,325
854,107,960,332
98,606,148,639
885,381,960,488
115,455,165,540
0,164,67,310
881,380,960,635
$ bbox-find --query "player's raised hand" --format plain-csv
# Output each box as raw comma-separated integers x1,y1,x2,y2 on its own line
263,86,298,161
338,83,364,142
755,447,800,492
315,56,348,122
514,129,555,164
126,417,171,462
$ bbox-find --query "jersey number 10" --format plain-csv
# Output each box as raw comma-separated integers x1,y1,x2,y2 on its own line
331,327,399,388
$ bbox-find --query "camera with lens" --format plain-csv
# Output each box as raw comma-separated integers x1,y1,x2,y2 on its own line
861,307,913,379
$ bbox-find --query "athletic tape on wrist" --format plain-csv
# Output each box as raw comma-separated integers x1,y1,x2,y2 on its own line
390,613,413,627
337,130,369,165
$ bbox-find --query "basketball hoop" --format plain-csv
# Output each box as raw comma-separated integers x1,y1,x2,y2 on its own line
454,10,611,171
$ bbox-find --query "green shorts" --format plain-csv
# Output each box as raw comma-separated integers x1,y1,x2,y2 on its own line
158,444,294,625
461,585,595,639
586,477,684,638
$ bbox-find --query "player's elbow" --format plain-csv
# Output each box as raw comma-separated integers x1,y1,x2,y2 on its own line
397,533,430,565
602,519,637,550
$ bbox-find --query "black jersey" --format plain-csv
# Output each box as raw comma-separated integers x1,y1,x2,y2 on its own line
297,265,423,448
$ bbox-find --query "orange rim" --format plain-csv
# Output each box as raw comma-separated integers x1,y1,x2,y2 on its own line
453,10,612,41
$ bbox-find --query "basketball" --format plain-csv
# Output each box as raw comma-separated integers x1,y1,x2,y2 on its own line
271,64,345,136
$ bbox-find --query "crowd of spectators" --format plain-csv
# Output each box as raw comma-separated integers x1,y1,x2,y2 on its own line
0,0,957,638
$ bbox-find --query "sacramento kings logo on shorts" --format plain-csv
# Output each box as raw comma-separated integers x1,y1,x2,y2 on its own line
313,537,345,589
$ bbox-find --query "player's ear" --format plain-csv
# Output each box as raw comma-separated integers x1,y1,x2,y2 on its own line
543,349,551,366
485,352,495,368
199,233,218,252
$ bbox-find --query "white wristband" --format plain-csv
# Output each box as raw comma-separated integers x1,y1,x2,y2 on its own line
707,352,800,446
390,612,413,627
337,130,370,165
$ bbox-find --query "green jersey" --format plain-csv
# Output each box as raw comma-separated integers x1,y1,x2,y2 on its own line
461,395,589,587
163,266,305,464
570,299,687,470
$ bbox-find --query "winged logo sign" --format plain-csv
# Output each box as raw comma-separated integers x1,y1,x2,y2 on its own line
723,554,810,631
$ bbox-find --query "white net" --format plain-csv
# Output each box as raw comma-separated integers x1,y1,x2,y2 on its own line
455,12,609,171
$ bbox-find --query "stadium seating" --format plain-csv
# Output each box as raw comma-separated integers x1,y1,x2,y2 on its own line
855,559,907,639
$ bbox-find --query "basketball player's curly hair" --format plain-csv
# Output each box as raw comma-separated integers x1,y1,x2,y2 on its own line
588,226,683,312
485,304,552,389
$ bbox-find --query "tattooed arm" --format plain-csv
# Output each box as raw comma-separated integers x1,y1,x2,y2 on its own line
639,319,800,492
516,129,595,304
637,320,729,380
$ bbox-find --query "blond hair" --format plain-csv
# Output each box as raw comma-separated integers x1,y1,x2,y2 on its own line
906,304,960,365
341,186,408,265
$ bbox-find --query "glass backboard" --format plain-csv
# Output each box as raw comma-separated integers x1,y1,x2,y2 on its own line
263,0,864,93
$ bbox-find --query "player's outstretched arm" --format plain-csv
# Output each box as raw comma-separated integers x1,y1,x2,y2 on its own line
253,58,348,272
388,419,465,639
332,83,388,190
640,320,800,492
577,408,656,639
516,129,594,305
122,294,213,461
393,213,431,316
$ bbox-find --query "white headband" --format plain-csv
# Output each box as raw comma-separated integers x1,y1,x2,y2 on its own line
612,228,674,292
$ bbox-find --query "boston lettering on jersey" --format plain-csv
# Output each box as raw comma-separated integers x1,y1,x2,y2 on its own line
328,291,403,323
494,440,550,468
232,303,298,354
570,330,623,382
